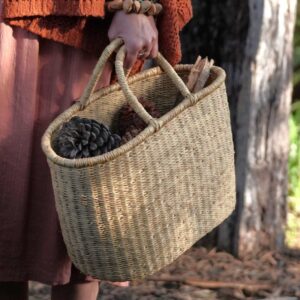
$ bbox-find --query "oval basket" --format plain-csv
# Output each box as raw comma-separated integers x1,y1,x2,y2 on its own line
41,39,236,281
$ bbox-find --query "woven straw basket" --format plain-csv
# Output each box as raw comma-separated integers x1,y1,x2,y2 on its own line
41,39,236,281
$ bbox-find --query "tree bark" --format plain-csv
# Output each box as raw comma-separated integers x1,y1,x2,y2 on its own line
181,0,297,256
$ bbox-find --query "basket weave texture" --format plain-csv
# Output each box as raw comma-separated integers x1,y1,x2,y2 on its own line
41,39,236,281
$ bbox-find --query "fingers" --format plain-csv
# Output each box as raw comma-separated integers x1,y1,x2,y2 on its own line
141,39,153,58
124,37,158,69
109,16,158,68
124,46,139,70
108,11,160,70
150,37,158,58
149,24,159,58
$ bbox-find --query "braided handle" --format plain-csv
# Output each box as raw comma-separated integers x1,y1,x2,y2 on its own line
79,39,192,131
79,38,124,109
115,45,191,129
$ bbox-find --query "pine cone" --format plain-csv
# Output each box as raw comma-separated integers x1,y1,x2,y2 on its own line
119,98,161,143
121,126,142,144
53,116,121,159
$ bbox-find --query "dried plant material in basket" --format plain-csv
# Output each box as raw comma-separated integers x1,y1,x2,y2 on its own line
118,97,161,144
174,56,215,106
41,38,236,281
193,57,215,92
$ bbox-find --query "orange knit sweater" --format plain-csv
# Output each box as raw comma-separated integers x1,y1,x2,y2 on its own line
2,0,193,66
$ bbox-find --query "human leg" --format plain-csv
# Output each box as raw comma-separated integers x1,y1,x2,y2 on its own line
51,281,99,300
0,282,28,300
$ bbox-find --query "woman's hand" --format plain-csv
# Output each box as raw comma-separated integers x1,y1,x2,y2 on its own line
98,11,158,92
108,10,159,69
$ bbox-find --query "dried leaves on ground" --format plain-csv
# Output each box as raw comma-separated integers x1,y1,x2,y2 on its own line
29,247,300,300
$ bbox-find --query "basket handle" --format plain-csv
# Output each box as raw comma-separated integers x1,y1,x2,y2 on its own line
115,45,192,130
79,39,192,131
79,38,124,109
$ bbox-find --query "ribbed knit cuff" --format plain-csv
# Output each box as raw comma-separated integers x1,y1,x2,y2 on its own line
3,0,106,18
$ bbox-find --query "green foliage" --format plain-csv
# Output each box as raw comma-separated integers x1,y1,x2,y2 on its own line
286,5,300,248
294,6,300,86
288,102,300,199
286,104,300,249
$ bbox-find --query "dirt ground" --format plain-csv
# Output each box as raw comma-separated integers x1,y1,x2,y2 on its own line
29,247,300,300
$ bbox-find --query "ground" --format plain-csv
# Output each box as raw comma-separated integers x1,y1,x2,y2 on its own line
29,247,300,300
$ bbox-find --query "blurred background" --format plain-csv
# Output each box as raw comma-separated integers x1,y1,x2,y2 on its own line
288,2,300,251
30,1,300,299
180,0,300,257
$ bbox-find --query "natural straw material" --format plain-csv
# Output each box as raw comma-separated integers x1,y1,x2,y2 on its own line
41,39,236,281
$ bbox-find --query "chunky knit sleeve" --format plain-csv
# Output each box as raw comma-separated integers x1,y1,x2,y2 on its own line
2,0,192,65
3,0,106,18
2,0,110,54
157,0,193,65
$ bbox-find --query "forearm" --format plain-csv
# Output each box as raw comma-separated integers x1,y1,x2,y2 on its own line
2,0,193,66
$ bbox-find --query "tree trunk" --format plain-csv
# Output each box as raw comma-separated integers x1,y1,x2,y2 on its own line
181,0,297,256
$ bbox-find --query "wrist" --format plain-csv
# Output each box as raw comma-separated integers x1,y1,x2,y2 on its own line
112,9,155,21
106,0,163,17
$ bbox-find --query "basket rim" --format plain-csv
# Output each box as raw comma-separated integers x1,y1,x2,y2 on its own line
41,64,226,168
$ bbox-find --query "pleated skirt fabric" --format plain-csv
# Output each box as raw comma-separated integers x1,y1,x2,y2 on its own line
0,1,101,284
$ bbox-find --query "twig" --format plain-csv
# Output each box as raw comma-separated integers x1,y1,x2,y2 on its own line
174,56,203,106
192,58,214,92
186,56,204,91
261,298,298,300
174,56,215,107
147,276,272,292
283,248,300,258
